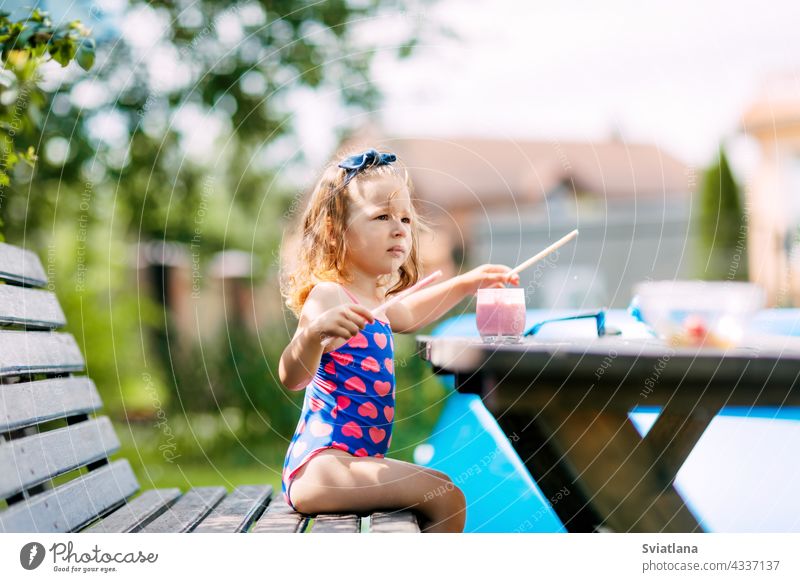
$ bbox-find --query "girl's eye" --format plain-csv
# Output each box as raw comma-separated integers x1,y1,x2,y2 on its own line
375,214,411,224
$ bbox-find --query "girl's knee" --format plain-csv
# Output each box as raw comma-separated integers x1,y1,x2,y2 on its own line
445,482,466,513
421,474,465,507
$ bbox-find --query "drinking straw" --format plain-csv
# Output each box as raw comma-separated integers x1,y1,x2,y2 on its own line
508,229,578,276
320,269,443,349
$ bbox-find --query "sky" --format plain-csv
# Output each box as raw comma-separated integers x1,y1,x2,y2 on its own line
295,0,800,182
17,0,800,186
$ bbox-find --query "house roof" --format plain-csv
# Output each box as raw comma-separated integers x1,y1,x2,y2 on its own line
339,130,689,213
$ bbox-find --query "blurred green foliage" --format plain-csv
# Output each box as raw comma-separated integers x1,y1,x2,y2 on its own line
0,9,94,240
697,146,747,280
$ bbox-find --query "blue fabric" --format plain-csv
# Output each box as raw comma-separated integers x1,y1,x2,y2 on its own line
338,149,397,187
281,317,396,509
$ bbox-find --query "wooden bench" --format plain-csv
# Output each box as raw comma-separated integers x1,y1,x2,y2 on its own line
0,242,420,533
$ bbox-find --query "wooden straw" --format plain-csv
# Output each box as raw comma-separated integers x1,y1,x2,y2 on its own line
508,229,578,276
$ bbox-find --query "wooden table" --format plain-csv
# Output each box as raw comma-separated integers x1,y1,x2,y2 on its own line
416,334,800,532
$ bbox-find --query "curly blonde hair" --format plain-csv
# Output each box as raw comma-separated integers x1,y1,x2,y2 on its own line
280,147,433,319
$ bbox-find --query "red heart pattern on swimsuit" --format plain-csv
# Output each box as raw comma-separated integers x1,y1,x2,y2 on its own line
324,360,336,375
331,351,353,366
342,421,363,438
358,401,378,419
348,332,368,348
344,376,366,393
369,427,386,444
383,405,394,422
384,358,394,374
309,397,325,412
361,356,380,373
374,380,391,397
317,378,337,394
354,448,368,457
374,333,388,349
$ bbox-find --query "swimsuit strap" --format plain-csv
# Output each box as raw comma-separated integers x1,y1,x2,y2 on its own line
339,284,361,305
339,284,390,326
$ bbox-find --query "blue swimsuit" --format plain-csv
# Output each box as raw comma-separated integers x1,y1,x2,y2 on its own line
281,285,395,510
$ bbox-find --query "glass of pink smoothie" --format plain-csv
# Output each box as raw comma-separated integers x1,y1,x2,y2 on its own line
476,288,526,344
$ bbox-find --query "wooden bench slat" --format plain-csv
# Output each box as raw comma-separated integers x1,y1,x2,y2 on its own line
310,514,361,533
0,285,65,329
139,487,226,533
0,416,120,498
251,496,309,533
83,488,182,533
0,377,102,432
369,510,421,533
192,485,272,533
0,459,139,532
0,243,48,288
0,331,84,378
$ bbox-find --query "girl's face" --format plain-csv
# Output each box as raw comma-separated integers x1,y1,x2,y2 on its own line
344,173,413,279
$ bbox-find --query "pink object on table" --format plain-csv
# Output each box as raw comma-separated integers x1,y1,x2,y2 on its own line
476,288,526,342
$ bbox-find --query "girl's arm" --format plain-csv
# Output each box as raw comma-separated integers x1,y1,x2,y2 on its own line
278,324,325,391
387,265,521,333
278,283,375,390
387,276,470,333
278,284,338,391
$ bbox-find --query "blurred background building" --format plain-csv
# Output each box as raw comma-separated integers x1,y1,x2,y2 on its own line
742,78,800,306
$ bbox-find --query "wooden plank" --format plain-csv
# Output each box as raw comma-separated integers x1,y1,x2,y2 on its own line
139,487,226,533
83,488,182,533
192,485,272,533
0,243,48,288
0,416,119,498
0,377,102,432
0,285,65,329
0,459,139,533
369,510,421,533
309,513,361,533
0,331,84,378
251,496,309,533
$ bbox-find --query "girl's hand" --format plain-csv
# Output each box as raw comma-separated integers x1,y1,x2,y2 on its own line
309,303,375,345
459,264,521,296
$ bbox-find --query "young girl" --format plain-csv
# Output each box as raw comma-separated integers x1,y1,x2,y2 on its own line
278,147,521,533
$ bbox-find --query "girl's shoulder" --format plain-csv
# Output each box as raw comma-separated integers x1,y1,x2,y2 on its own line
307,281,351,306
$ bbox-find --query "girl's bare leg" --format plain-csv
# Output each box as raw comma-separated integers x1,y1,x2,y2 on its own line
289,449,467,533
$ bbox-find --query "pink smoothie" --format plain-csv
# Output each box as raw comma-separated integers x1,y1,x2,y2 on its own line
476,300,526,337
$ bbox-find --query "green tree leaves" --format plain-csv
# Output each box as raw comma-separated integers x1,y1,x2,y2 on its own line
698,146,748,280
